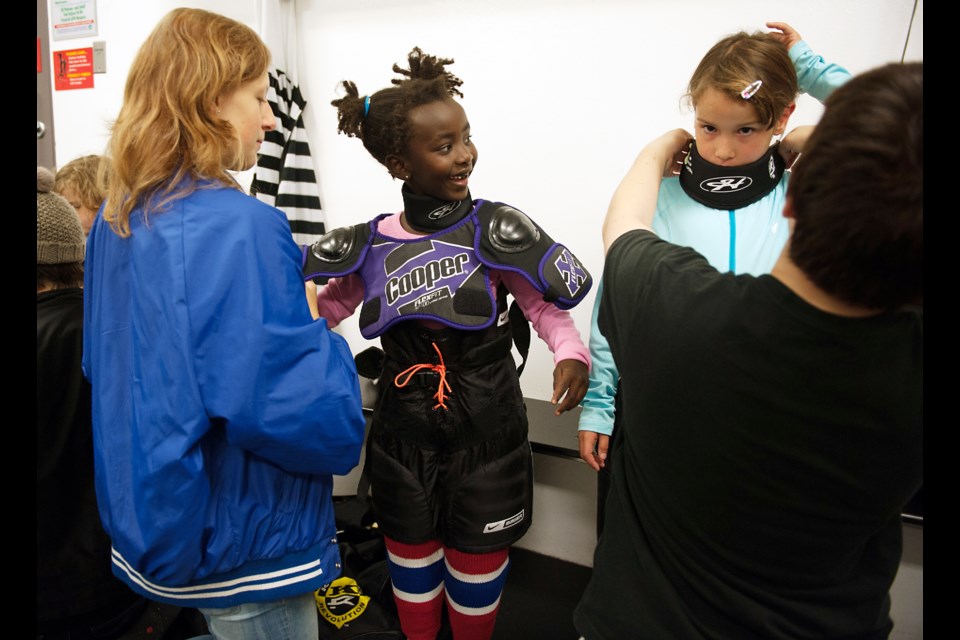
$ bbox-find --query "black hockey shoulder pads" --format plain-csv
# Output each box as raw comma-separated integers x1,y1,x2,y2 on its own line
475,201,592,309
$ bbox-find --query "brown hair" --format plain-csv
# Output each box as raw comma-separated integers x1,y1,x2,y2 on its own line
55,154,106,212
788,62,922,310
686,31,798,129
103,8,270,236
38,263,84,291
331,47,464,175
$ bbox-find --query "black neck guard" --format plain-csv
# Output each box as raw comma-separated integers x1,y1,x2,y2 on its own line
678,141,785,210
400,183,474,233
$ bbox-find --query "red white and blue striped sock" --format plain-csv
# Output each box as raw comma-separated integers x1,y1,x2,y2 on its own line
443,546,511,640
384,537,445,640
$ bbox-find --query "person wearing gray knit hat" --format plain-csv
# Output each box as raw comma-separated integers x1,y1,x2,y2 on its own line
38,161,150,637
37,165,85,269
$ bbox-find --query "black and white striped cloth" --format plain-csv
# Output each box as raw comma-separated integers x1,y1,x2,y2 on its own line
252,69,326,246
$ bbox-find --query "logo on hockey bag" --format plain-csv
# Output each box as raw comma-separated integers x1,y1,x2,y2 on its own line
316,576,371,629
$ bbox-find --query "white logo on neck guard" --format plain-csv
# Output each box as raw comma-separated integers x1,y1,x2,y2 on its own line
700,177,752,193
428,201,460,220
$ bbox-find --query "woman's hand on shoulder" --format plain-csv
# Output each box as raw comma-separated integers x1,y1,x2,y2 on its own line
551,358,589,416
656,129,694,177
305,279,320,320
779,125,814,169
767,22,803,50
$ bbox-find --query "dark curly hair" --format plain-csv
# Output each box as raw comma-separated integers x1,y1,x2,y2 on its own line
331,47,464,175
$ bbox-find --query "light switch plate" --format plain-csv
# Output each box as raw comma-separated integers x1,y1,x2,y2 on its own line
93,41,106,74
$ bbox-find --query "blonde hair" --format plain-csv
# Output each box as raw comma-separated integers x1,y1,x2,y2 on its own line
685,31,798,130
103,8,270,236
55,154,106,212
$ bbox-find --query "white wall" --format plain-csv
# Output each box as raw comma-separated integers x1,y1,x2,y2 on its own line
295,0,923,401
48,0,923,400
44,0,922,634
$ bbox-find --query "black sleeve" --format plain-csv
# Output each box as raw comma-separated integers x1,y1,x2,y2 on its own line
600,229,717,365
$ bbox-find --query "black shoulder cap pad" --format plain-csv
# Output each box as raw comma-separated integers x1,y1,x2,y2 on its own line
488,206,540,253
301,223,372,283
312,226,356,263
475,201,592,310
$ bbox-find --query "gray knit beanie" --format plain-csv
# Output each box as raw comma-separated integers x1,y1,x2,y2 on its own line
38,166,85,265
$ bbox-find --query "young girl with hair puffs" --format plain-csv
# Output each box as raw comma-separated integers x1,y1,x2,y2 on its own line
306,48,593,640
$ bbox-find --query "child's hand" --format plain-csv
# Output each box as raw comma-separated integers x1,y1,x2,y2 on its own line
579,430,610,471
551,359,589,416
779,125,814,169
767,22,803,50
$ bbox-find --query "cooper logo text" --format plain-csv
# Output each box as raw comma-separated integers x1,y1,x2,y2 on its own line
386,253,470,305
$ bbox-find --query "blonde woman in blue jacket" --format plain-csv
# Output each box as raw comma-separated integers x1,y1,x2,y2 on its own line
83,9,366,640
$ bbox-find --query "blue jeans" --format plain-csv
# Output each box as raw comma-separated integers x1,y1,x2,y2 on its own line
198,592,318,640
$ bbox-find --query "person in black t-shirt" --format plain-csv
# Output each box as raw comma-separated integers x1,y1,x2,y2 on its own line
574,62,922,640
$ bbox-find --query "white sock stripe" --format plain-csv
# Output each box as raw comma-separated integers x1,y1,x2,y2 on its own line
392,582,445,604
387,547,445,569
443,557,510,584
446,592,502,616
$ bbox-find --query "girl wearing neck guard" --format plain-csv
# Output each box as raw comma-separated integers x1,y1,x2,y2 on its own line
578,22,852,506
310,47,592,640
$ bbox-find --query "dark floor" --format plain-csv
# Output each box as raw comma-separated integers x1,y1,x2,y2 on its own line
492,548,592,640
110,547,592,640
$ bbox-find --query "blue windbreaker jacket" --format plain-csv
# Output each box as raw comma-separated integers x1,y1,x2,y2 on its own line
82,182,366,608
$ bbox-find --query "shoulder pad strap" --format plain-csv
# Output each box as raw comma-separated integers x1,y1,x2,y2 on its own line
301,222,373,283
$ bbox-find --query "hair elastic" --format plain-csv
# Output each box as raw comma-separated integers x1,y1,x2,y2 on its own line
740,80,763,100
363,96,371,118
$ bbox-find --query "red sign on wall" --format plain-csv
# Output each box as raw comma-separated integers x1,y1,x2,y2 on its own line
53,47,94,90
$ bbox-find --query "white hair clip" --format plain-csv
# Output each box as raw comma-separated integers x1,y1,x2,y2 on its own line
741,80,763,100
